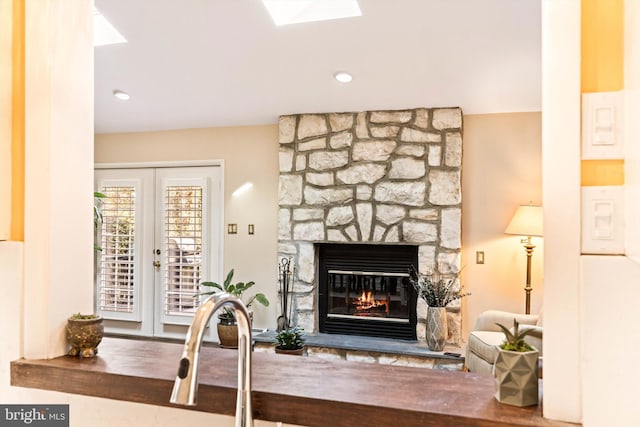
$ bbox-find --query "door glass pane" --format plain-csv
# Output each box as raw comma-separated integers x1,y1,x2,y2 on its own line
326,271,411,320
164,185,203,315
99,186,136,313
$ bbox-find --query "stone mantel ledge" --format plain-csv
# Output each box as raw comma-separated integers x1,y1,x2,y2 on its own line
11,338,577,427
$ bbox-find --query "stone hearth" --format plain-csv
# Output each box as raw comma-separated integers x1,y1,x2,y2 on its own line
278,107,463,344
254,331,464,371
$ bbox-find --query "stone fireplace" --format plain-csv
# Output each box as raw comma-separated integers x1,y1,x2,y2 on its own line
278,107,463,344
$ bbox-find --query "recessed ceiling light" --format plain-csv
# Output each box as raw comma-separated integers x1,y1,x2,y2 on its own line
334,71,353,83
113,90,130,101
93,7,127,47
262,0,362,26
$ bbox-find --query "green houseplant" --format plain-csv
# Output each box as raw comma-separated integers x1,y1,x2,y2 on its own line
274,327,305,356
493,319,539,407
199,269,269,348
409,267,470,351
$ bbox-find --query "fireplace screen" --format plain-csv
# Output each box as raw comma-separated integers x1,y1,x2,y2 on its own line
326,270,411,321
318,243,418,340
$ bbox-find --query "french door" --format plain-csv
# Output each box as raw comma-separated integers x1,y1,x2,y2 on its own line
94,165,223,339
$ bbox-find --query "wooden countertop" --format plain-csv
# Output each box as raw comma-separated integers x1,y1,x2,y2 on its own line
11,337,577,427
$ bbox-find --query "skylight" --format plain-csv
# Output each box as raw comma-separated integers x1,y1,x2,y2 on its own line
93,7,127,47
262,0,362,26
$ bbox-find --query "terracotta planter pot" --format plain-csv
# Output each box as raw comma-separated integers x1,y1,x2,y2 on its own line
217,315,239,348
275,346,305,356
66,315,104,358
494,348,539,407
217,312,253,349
425,307,447,351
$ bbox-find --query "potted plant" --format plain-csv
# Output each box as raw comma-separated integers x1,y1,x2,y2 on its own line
200,269,269,348
66,312,104,358
409,266,470,351
274,327,305,356
494,319,539,407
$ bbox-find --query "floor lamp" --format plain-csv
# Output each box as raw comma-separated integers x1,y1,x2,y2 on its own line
504,204,543,314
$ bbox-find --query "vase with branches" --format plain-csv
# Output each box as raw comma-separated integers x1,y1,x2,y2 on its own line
409,266,470,308
409,266,470,351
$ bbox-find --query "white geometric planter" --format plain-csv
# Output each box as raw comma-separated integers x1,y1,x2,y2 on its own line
493,348,539,407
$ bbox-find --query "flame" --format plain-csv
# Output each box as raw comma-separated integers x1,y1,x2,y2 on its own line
354,290,386,312
360,290,375,304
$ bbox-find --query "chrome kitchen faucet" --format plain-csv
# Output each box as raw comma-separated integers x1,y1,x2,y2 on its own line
170,292,253,427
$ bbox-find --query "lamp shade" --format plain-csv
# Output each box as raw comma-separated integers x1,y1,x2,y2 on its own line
504,205,543,237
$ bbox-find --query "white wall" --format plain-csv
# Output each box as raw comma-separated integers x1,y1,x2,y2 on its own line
21,0,94,359
625,0,640,262
578,2,640,426
541,0,582,422
580,256,640,426
542,1,640,424
0,242,24,381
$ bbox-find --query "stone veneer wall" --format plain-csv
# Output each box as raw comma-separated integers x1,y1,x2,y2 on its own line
278,108,463,344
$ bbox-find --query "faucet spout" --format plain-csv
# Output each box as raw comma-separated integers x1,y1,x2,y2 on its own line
170,292,253,427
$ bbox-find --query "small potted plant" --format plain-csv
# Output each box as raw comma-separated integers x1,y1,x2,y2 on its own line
409,266,470,351
66,312,104,358
274,327,305,356
494,319,539,407
199,269,269,348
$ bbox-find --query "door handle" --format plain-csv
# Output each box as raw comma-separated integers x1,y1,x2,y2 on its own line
153,260,161,271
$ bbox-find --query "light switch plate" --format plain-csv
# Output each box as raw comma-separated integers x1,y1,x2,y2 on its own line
581,186,625,254
582,91,624,159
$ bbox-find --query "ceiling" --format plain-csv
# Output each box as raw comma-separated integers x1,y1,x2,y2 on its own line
94,0,541,134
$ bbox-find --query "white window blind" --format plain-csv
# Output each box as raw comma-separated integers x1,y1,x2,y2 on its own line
99,186,136,314
164,185,203,316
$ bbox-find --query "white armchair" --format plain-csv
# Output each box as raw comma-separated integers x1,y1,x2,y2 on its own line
465,310,543,375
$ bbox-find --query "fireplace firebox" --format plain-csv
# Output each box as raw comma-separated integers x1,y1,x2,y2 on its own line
318,244,418,340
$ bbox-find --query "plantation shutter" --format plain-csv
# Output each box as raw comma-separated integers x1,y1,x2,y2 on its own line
95,171,154,323
156,168,216,326
99,186,136,314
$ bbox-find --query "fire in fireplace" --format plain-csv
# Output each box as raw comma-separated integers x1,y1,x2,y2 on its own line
353,288,388,315
318,244,418,340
